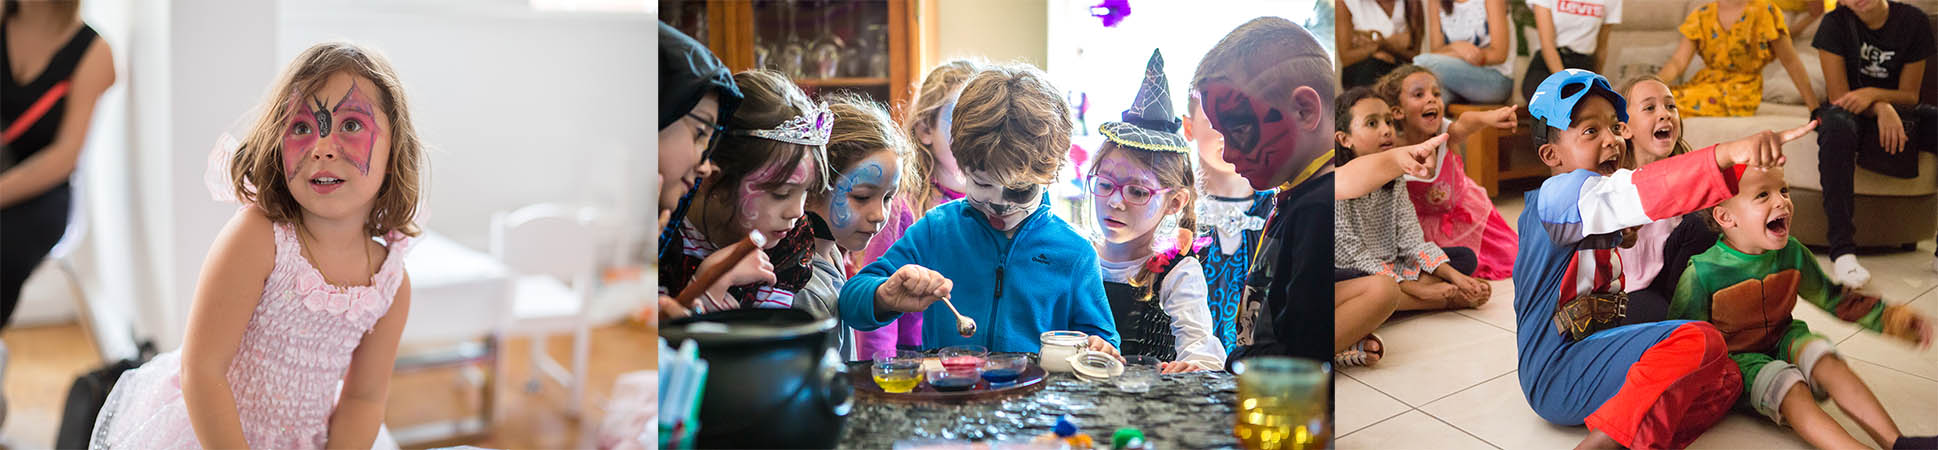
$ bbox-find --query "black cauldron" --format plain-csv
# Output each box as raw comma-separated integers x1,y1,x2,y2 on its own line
661,308,852,448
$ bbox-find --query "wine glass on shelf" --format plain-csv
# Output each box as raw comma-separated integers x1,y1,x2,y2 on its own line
807,0,844,79
777,0,806,78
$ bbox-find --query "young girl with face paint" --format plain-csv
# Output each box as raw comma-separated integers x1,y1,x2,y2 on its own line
660,70,830,313
91,42,424,449
1086,50,1225,373
1374,65,1518,281
852,59,981,360
795,93,907,361
839,64,1121,356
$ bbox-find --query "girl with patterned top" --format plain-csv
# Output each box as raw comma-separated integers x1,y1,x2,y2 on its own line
1656,0,1819,117
658,70,831,312
1333,87,1491,367
91,42,423,449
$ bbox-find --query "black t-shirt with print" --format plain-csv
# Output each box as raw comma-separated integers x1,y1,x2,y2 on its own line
1813,3,1934,91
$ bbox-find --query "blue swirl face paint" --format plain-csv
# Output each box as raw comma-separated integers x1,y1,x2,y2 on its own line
830,162,886,229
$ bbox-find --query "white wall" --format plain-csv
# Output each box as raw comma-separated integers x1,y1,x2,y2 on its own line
929,0,1051,69
278,0,653,252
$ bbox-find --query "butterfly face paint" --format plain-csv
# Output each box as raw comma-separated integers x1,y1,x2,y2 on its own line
963,170,1041,232
283,81,382,177
1200,79,1297,191
736,157,816,247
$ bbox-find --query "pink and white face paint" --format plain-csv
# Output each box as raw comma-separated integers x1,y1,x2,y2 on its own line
1089,152,1173,245
735,157,817,248
283,81,381,177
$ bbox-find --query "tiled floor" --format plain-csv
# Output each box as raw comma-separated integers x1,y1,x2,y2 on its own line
1337,195,1938,449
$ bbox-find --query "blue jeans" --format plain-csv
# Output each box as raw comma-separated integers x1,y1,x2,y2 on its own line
1414,53,1513,104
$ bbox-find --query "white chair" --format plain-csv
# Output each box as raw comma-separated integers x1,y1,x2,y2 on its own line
490,203,601,418
395,231,515,446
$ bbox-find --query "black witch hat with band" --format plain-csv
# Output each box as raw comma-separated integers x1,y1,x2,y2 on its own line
1098,49,1190,154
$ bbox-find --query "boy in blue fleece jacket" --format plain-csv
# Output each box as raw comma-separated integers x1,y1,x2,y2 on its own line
838,64,1122,355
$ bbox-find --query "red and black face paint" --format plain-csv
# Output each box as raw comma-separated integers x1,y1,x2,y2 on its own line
283,81,381,177
1199,79,1295,181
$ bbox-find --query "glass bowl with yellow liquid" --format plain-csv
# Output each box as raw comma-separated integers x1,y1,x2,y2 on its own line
871,350,924,394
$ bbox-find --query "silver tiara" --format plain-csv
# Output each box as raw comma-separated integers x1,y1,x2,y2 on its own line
732,102,832,146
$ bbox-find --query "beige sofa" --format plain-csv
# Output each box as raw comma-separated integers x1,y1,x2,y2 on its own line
1565,0,1938,249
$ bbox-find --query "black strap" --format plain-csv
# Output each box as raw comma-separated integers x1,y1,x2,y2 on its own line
1,23,98,88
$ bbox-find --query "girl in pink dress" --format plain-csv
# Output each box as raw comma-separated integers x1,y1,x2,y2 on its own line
852,60,981,359
91,42,424,449
1376,65,1518,280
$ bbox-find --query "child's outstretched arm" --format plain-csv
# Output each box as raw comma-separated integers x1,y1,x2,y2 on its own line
1335,134,1446,200
1536,121,1814,247
181,208,277,449
1450,105,1516,147
840,216,950,329
328,270,410,448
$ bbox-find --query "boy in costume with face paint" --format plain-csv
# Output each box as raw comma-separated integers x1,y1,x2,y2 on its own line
1669,165,1935,450
1511,68,1815,449
1088,49,1226,373
839,64,1122,355
795,93,909,361
1190,16,1338,367
1184,84,1275,357
92,42,423,449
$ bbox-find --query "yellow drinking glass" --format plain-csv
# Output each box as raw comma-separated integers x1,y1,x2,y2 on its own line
1233,357,1330,450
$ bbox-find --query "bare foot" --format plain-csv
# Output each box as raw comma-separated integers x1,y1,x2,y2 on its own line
1574,429,1623,450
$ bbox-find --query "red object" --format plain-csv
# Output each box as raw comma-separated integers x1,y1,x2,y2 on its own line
1584,322,1740,449
2,81,69,145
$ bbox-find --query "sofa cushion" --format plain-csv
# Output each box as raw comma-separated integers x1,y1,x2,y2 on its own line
1783,142,1938,196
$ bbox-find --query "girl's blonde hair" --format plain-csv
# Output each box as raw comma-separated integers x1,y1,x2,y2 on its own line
899,59,983,210
815,92,911,206
1617,74,1694,169
231,41,424,238
1090,141,1197,302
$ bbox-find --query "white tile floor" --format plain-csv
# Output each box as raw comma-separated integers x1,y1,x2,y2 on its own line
1337,195,1938,449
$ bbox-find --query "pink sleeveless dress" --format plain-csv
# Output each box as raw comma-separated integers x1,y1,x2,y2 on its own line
1405,145,1518,280
91,221,412,449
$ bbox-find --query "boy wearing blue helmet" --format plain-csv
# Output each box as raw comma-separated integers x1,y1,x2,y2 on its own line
1512,69,1812,449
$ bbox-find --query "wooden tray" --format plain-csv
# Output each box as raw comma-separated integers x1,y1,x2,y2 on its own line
848,361,1049,404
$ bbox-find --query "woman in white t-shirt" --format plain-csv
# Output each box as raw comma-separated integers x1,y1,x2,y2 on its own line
1524,0,1622,101
1414,0,1514,103
1339,0,1425,88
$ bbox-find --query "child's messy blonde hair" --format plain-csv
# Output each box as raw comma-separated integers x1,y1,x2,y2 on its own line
816,92,911,206
949,63,1073,188
231,41,423,238
1617,74,1694,169
901,59,983,209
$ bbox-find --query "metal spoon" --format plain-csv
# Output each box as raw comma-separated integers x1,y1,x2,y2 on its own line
938,296,976,337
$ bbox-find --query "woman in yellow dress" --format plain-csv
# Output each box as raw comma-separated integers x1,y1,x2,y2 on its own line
1655,0,1819,117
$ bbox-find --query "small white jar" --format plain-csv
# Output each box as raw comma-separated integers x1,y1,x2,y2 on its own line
1039,330,1088,373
